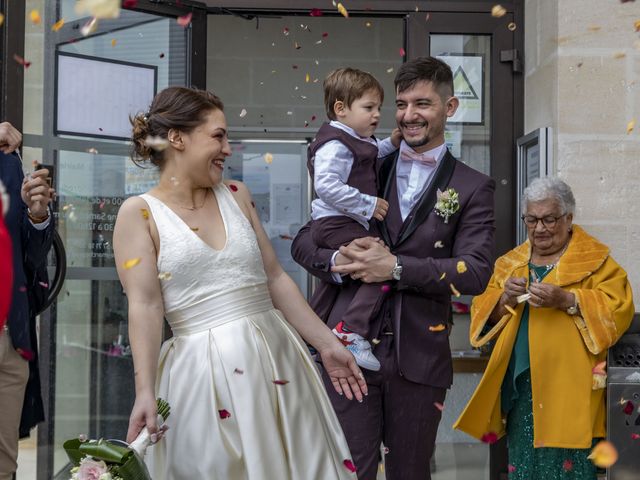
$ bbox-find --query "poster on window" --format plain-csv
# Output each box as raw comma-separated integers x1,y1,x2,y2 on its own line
437,54,484,125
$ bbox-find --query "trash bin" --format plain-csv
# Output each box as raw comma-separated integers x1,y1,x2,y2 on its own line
607,314,640,480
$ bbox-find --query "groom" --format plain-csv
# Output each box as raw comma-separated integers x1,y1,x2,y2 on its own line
292,57,496,479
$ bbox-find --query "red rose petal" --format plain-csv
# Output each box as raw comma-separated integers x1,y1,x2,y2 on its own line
381,284,391,293
434,402,444,412
228,184,238,192
123,0,137,7
218,409,231,419
632,433,640,440
399,47,406,57
38,281,49,288
563,459,573,472
481,432,498,444
13,54,31,69
343,459,357,473
234,368,244,375
273,379,289,385
322,32,328,38
16,348,35,361
508,464,516,473
177,12,192,27
624,400,634,415
310,8,323,17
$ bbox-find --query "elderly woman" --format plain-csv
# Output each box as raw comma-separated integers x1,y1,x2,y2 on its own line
454,177,634,479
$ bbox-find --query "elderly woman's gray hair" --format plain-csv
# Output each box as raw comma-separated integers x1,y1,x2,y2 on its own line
522,177,576,215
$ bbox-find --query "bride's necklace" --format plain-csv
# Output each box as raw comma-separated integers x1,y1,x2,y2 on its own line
167,189,209,211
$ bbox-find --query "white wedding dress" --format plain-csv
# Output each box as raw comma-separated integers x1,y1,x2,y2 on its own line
138,182,355,480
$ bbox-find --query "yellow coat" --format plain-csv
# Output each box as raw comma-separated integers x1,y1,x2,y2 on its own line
453,225,634,448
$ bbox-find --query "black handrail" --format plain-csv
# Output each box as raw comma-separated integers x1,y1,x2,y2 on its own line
35,229,66,316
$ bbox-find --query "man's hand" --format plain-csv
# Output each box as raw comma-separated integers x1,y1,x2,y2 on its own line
0,122,22,154
373,197,389,221
332,237,394,283
21,168,53,220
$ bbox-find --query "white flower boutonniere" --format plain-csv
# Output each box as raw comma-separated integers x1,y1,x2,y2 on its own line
434,188,460,223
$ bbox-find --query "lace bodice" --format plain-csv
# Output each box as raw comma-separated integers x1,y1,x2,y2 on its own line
139,182,267,320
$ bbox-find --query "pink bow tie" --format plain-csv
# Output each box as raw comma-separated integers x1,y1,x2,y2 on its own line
399,149,437,167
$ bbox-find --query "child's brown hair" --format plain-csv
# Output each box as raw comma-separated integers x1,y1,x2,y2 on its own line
323,68,384,121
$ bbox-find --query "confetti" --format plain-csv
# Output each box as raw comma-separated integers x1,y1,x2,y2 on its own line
30,10,42,25
508,465,516,473
372,338,381,345
337,3,349,18
481,432,498,444
294,41,301,50
588,440,618,468
516,293,531,303
429,324,446,332
264,153,273,164
562,459,573,472
111,39,117,47
305,73,310,83
87,147,98,154
52,19,65,32
75,0,121,18
190,227,199,232
632,433,640,440
627,118,635,134
434,402,444,412
456,260,467,273
158,272,172,281
159,52,165,58
177,12,192,27
38,281,49,288
434,240,444,248
635,20,640,32
613,52,626,59
623,400,634,415
13,54,31,69
283,27,289,36
381,284,391,293
123,0,138,7
451,301,470,314
365,21,372,27
239,108,247,118
273,379,289,385
80,17,98,37
507,22,517,31
144,135,170,151
19,286,27,292
449,283,461,297
322,32,328,38
218,409,231,419
343,459,357,473
0,14,4,26
234,368,244,374
399,47,406,57
310,8,323,17
491,4,506,18
123,258,141,269
439,272,446,281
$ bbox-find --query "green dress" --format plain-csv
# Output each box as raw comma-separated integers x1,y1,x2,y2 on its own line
501,264,597,480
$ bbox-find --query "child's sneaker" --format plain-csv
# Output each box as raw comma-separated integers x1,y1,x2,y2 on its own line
332,321,381,371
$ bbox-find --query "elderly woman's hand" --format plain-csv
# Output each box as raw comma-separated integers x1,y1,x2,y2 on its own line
528,283,574,310
500,276,527,308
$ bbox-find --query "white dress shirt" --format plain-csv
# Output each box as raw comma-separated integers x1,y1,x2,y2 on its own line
395,141,447,221
310,121,396,229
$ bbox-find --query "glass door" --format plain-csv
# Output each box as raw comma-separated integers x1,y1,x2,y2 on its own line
20,2,203,478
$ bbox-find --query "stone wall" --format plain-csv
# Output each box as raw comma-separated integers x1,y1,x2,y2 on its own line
525,0,640,306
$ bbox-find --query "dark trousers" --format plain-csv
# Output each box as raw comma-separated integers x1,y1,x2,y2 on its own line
311,216,388,339
320,335,446,480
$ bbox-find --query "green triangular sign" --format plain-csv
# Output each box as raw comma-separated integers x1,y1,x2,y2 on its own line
452,65,478,100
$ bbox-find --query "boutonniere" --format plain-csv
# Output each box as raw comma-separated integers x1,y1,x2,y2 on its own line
434,188,459,223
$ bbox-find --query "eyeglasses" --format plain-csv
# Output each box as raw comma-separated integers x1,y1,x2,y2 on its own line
521,214,566,228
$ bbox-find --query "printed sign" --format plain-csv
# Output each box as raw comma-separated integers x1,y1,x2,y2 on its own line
437,54,484,124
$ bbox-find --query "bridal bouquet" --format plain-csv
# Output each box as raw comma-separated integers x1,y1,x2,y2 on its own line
64,398,170,480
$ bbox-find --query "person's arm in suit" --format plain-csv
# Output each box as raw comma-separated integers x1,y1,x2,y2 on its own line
291,222,345,284
332,177,496,296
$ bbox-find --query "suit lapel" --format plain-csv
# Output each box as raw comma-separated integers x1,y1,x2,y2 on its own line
394,151,457,248
375,152,398,248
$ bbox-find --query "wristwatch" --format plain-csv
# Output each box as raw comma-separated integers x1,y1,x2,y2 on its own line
391,255,403,281
566,298,579,315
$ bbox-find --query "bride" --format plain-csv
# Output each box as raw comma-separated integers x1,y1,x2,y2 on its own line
113,86,365,479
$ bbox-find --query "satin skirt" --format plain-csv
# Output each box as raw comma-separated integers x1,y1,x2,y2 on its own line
146,284,355,480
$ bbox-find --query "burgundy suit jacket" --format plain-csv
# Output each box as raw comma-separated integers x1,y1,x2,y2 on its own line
291,150,496,388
